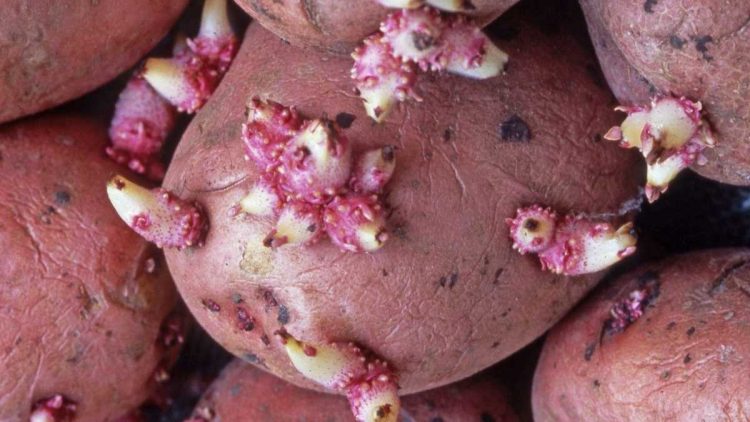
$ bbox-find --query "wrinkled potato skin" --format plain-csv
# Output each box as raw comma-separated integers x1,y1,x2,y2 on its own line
191,359,518,421
234,0,517,54
0,0,188,124
0,114,178,421
533,249,750,421
163,12,641,394
582,0,750,185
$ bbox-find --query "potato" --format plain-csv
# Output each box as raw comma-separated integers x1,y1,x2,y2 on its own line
187,359,518,421
0,0,187,124
580,0,750,185
0,113,181,421
532,249,750,421
234,0,516,54
162,8,641,395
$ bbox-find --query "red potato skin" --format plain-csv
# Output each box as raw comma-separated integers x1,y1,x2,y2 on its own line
533,249,750,421
190,359,519,421
0,0,188,124
163,11,641,395
581,0,750,185
0,114,180,421
234,0,517,54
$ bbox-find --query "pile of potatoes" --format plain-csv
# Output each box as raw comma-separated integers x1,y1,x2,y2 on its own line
1,0,748,421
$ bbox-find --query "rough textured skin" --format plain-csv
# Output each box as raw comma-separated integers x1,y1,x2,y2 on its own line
189,359,518,421
233,0,516,54
581,0,750,185
0,0,188,124
533,249,750,421
163,12,641,394
0,114,179,421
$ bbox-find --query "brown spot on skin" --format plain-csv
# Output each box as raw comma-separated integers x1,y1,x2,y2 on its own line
684,354,692,364
261,334,271,346
686,326,696,337
661,370,671,380
643,0,657,13
335,112,356,129
499,115,531,142
593,379,601,387
667,321,676,330
491,342,500,348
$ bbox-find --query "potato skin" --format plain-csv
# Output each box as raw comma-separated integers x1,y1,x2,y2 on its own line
190,359,518,421
581,0,750,185
163,11,641,394
0,114,179,421
234,0,517,54
0,0,187,124
533,249,750,421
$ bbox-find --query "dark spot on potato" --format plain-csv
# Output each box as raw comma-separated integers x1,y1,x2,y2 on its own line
524,219,539,231
335,112,356,129
54,190,71,205
430,417,444,422
443,127,453,143
593,134,602,143
392,224,407,240
491,341,500,348
593,379,601,387
231,292,243,304
584,343,595,361
229,384,242,397
684,353,692,364
236,307,255,331
499,115,531,142
244,352,263,365
494,268,505,284
643,0,657,13
500,307,510,317
480,413,496,422
439,272,459,289
669,35,686,49
661,370,670,380
382,269,389,276
261,289,279,310
201,299,221,313
709,259,750,295
693,35,714,61
277,305,290,325
261,334,271,346
666,321,676,330
686,326,695,337
412,32,436,51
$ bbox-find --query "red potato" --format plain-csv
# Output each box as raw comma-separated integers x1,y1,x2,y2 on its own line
187,359,518,421
234,0,516,53
533,249,750,421
580,0,750,186
161,7,641,397
0,114,181,421
0,0,188,124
